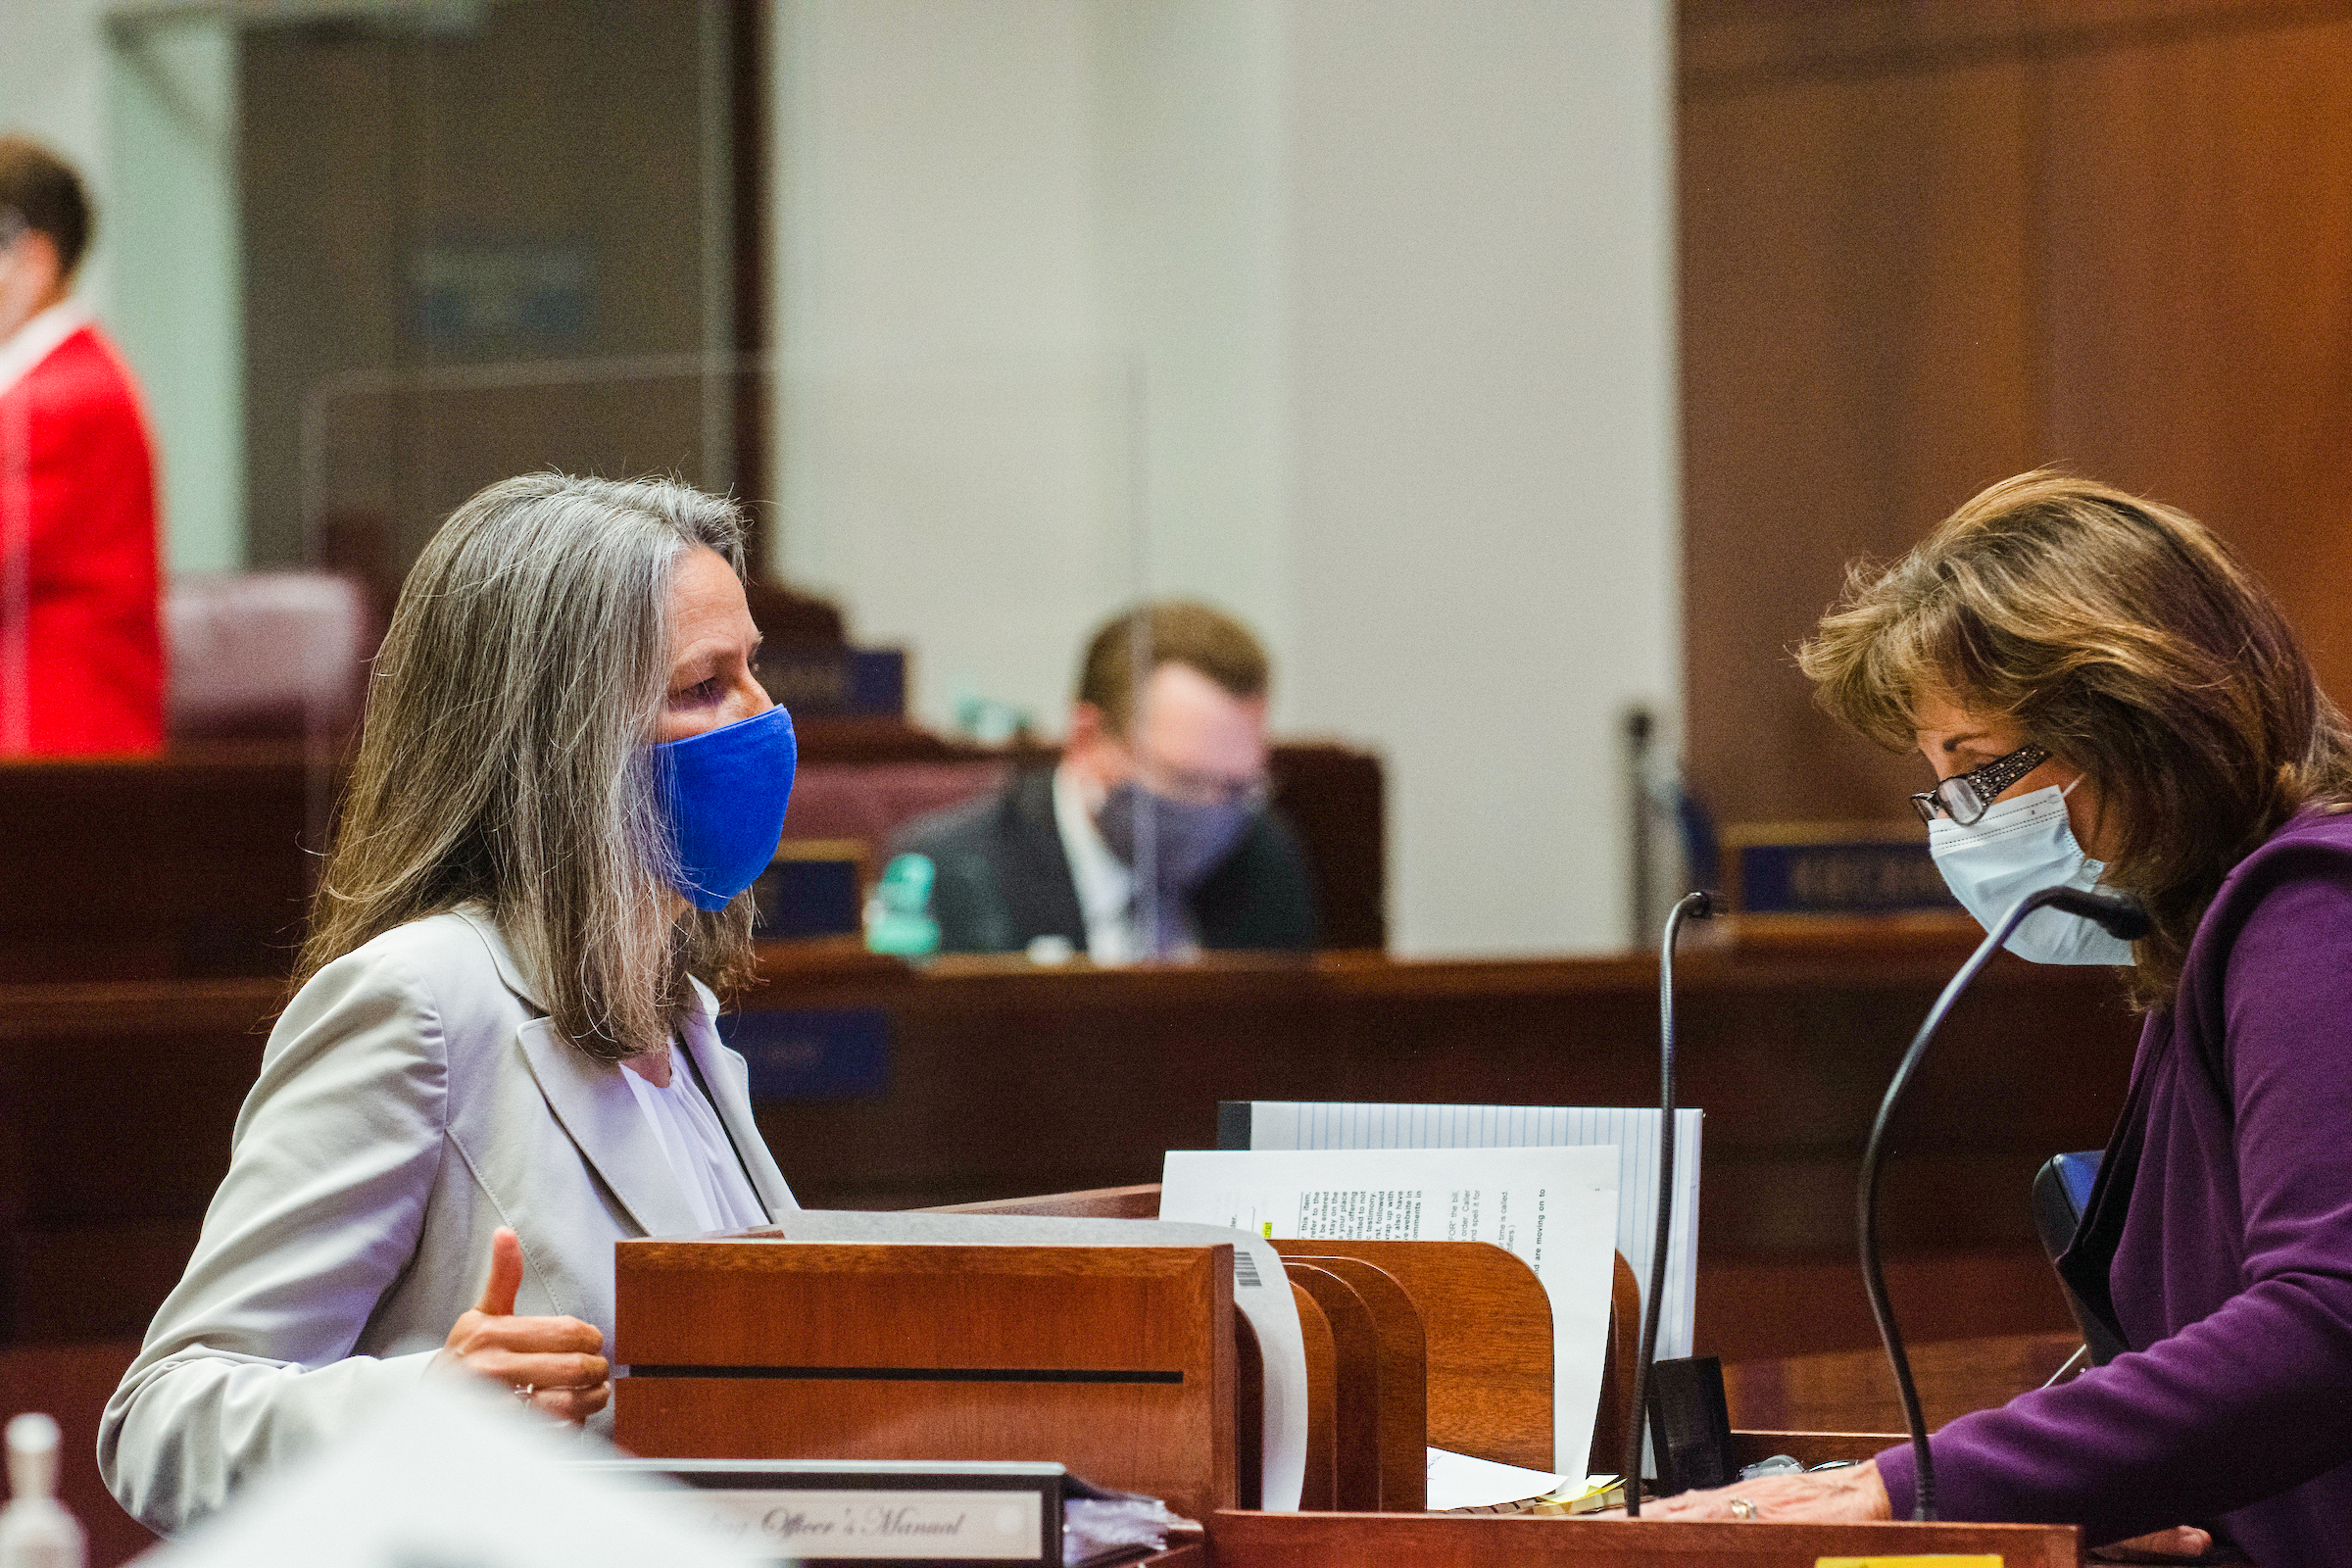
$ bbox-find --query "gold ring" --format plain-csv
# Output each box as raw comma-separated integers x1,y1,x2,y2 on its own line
1729,1496,1757,1521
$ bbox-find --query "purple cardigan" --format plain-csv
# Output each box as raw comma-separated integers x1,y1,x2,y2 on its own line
1876,807,2352,1562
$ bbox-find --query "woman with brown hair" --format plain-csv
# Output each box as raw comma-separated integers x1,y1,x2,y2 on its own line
99,474,801,1534
1639,472,2352,1563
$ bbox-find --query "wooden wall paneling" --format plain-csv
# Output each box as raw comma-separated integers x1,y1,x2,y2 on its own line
2036,13,2352,702
1682,0,2352,817
729,0,772,544
1679,22,2043,826
743,945,2133,1361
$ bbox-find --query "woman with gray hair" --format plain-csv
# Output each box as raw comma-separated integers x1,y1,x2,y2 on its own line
100,473,802,1535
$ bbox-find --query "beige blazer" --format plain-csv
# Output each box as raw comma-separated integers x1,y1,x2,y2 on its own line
98,907,796,1535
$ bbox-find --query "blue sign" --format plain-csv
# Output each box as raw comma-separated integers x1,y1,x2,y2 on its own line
751,858,862,940
1735,838,1959,916
756,647,906,717
720,1008,892,1101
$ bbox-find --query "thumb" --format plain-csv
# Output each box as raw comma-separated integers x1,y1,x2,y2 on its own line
474,1226,523,1317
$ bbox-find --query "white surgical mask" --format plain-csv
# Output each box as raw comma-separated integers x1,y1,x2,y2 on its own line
1927,780,2135,965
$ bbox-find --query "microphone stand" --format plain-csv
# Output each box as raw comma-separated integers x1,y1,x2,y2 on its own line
1860,884,2149,1521
1623,889,1713,1514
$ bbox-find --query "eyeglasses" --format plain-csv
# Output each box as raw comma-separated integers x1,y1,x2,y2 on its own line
1135,754,1270,810
1910,742,2050,826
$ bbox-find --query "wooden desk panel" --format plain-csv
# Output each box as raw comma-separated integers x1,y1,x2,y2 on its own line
0,979,274,1341
614,1238,1237,1524
0,734,1381,979
1727,1330,2082,1438
0,931,2134,1361
744,934,2137,1283
0,745,319,981
1201,1509,2077,1566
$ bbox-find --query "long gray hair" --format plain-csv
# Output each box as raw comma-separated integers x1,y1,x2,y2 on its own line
298,472,757,1059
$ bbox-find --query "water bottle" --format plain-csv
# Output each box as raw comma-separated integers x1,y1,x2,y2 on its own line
0,1413,84,1568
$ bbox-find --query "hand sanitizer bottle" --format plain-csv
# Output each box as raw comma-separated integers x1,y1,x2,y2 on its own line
0,1414,84,1568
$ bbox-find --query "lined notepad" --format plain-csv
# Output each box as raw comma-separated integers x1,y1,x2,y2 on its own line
1218,1102,1702,1361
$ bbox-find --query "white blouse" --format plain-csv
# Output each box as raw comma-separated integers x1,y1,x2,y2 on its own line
622,1050,769,1233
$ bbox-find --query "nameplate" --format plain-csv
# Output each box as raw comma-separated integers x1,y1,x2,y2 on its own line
721,1008,892,1100
757,647,906,717
690,1488,1045,1561
577,1459,1064,1566
1724,824,1959,917
753,844,864,940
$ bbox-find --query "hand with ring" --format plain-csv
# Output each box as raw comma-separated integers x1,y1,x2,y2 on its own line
431,1227,612,1425
1599,1460,1893,1524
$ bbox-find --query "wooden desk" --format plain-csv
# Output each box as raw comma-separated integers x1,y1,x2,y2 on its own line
0,930,2134,1360
0,732,1381,978
742,927,2138,1358
1183,1510,2076,1565
1727,1329,2083,1438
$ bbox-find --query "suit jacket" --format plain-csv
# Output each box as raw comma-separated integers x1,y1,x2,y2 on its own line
98,907,796,1535
0,306,163,756
896,768,1318,956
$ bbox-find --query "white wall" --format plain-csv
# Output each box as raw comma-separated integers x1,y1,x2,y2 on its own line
1281,1,1682,956
107,13,245,575
0,0,245,573
777,0,1680,956
1090,0,1292,664
774,0,1131,736
0,0,117,312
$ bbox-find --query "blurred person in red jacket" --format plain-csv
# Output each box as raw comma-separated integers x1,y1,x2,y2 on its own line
0,135,163,756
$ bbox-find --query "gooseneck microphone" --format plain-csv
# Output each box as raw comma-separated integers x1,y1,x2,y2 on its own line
1624,889,1716,1515
1861,884,2150,1520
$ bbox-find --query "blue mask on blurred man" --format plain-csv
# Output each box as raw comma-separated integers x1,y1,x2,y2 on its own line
1098,780,1255,956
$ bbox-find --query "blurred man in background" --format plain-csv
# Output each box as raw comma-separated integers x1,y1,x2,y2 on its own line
899,602,1317,960
0,135,163,756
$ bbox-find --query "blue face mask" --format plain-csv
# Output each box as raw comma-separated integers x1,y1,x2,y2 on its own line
654,705,798,912
1927,780,2135,964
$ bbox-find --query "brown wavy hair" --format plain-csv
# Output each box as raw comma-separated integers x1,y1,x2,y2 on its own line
1798,471,2352,1006
1078,602,1269,736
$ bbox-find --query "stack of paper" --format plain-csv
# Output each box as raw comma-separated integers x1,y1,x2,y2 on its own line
1218,1101,1702,1360
1159,1143,1621,1477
